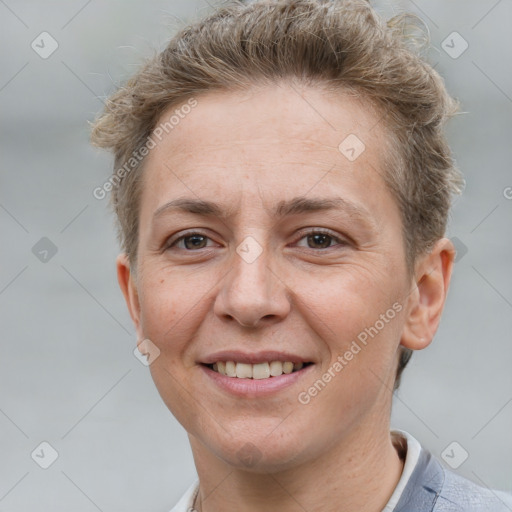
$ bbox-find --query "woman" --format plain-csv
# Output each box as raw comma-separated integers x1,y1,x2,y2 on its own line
91,1,512,510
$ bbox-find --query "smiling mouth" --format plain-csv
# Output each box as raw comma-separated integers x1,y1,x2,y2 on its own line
204,361,313,379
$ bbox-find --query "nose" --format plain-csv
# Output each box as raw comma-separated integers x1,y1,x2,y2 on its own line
213,237,291,328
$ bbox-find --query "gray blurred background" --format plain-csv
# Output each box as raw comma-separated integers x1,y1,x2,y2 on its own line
0,1,511,510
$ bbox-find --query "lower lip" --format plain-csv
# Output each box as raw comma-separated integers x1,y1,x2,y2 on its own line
200,364,314,397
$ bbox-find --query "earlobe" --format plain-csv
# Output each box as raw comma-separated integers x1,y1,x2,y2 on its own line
400,238,456,351
116,253,143,338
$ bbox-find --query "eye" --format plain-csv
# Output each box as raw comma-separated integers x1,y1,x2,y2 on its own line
166,232,217,251
165,229,347,252
295,229,346,250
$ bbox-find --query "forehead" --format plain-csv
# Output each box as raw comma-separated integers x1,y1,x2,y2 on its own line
150,84,384,159
140,83,393,219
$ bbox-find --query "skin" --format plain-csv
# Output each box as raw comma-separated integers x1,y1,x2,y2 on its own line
117,82,455,512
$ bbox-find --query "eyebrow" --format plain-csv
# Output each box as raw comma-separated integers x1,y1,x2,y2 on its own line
153,195,374,224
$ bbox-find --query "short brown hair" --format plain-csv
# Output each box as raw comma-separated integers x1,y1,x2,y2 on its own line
90,0,464,389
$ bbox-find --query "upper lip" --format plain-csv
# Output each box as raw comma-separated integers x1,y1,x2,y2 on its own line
201,350,311,365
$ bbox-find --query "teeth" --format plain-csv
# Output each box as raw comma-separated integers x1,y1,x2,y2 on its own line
252,362,270,379
269,361,283,377
282,361,293,374
225,361,236,377
210,360,307,379
236,363,253,379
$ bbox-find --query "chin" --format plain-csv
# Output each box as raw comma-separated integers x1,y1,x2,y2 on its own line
202,424,312,473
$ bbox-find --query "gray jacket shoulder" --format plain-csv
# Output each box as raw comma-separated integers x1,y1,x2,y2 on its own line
433,466,512,512
394,446,512,512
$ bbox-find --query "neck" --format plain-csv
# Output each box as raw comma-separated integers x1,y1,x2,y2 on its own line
189,425,405,512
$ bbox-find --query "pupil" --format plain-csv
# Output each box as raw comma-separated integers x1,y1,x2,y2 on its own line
186,235,206,249
310,234,330,249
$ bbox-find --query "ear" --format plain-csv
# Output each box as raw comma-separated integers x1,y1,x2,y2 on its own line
400,238,456,351
116,253,144,340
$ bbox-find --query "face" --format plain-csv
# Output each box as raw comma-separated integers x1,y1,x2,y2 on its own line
118,83,450,472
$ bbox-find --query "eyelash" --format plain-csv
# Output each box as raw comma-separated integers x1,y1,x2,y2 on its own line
166,228,347,252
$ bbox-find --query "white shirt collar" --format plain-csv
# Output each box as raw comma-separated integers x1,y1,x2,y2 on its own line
382,429,422,510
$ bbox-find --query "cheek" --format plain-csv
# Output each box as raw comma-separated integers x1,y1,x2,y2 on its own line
295,266,405,404
138,270,212,429
298,263,404,344
297,291,403,440
136,267,210,354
